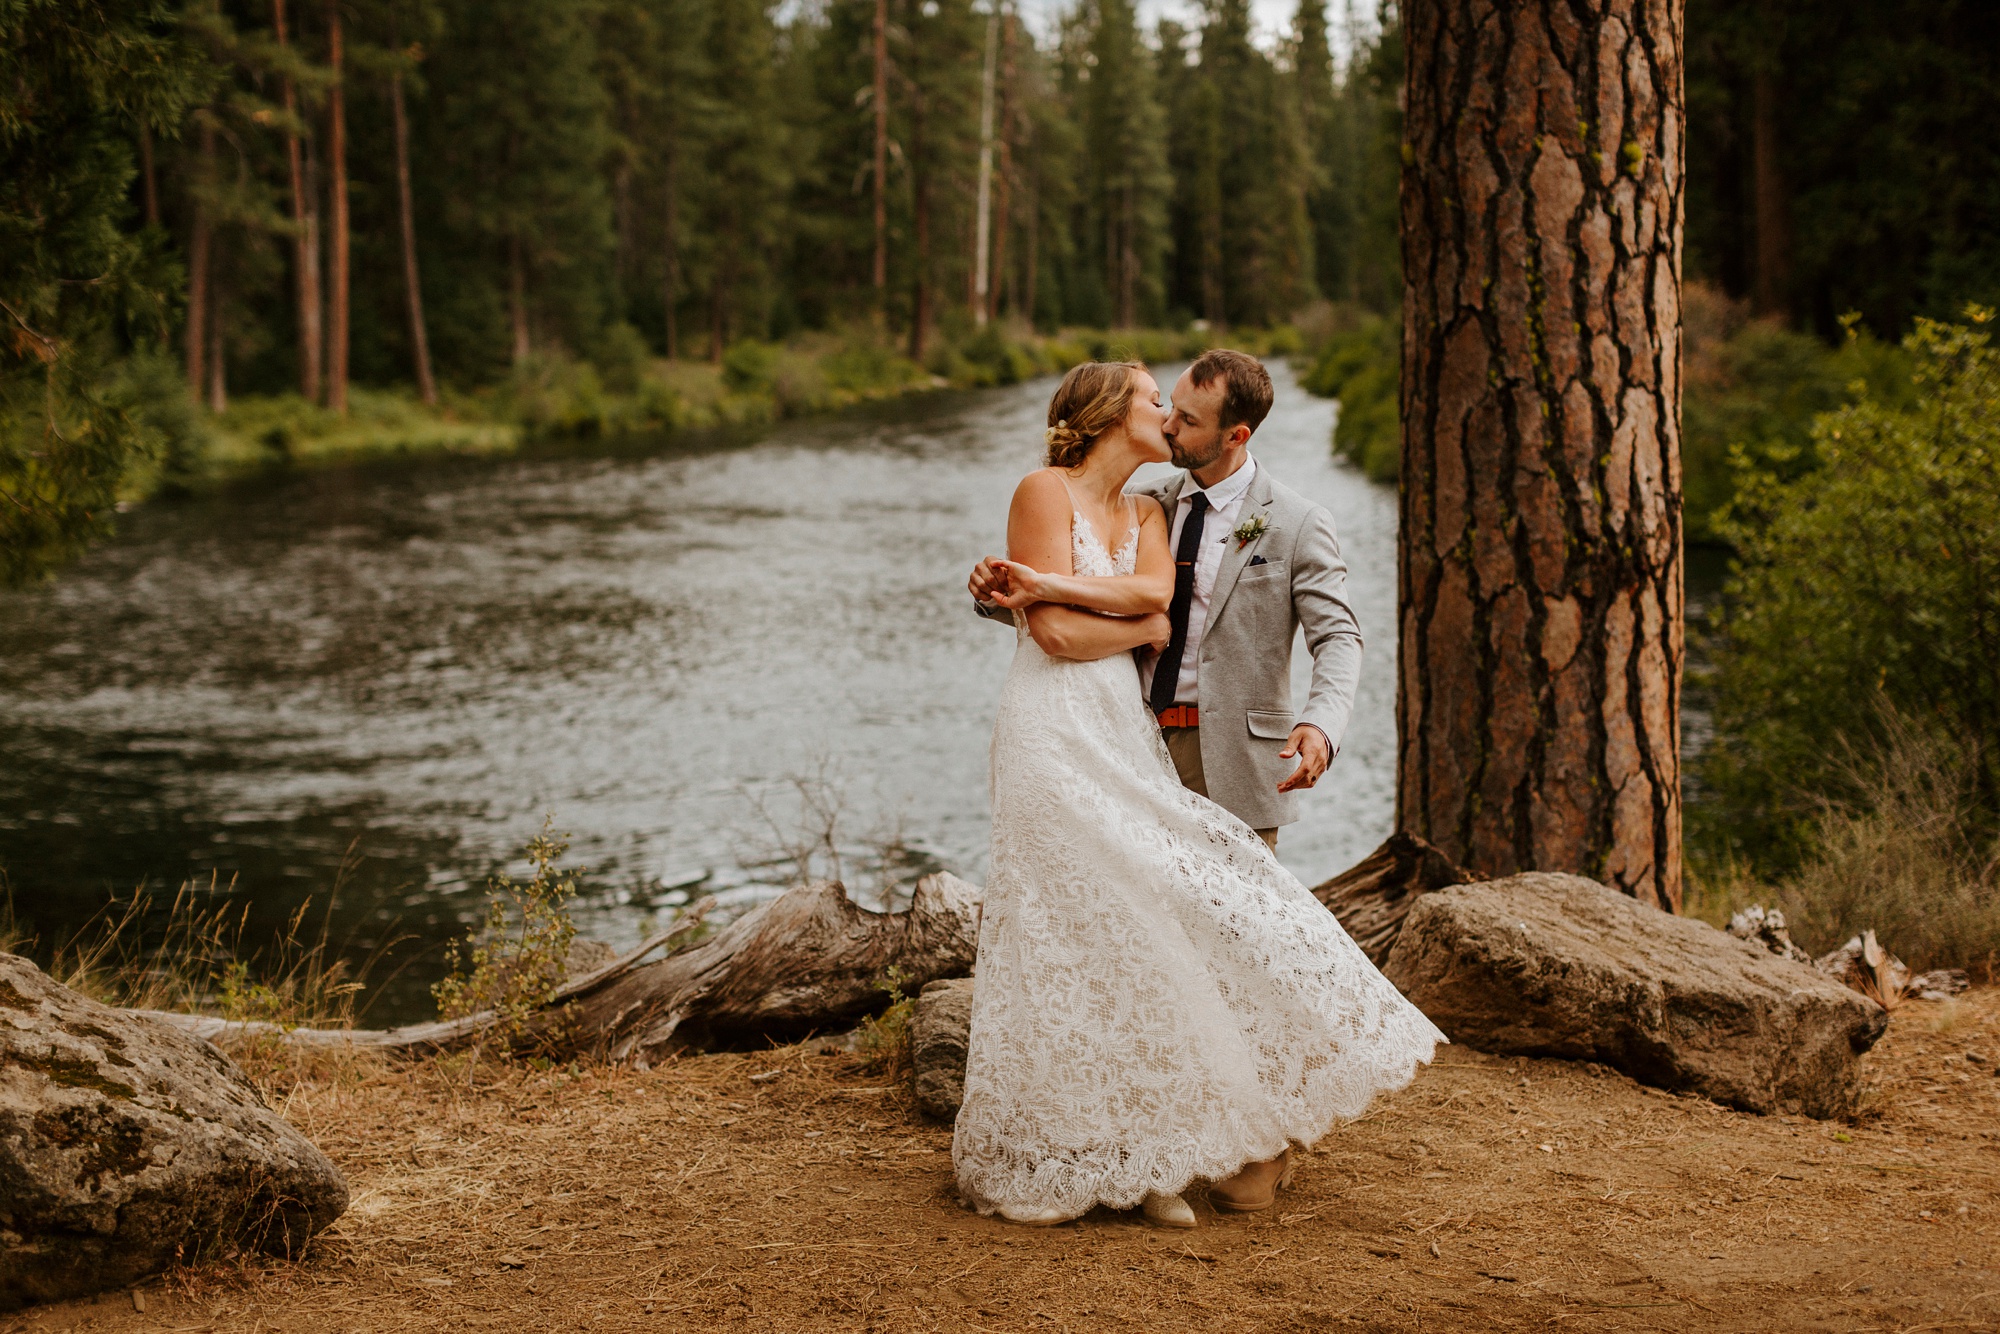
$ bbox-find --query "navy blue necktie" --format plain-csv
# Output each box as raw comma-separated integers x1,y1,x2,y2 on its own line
1150,491,1211,717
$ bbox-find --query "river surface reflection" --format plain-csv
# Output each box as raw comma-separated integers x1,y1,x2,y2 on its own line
0,361,1395,1021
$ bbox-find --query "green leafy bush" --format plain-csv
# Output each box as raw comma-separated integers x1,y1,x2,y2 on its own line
1698,309,2000,868
1301,315,1399,482
432,824,583,1053
1681,284,1910,542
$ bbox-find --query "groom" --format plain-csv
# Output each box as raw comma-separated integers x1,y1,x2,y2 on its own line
970,348,1363,853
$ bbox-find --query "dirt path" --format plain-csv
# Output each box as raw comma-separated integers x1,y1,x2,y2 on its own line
10,991,2000,1333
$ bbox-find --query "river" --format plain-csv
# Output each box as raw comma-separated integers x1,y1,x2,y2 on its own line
0,361,1396,1022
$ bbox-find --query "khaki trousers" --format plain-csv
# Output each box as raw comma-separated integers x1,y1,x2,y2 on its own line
1161,726,1279,853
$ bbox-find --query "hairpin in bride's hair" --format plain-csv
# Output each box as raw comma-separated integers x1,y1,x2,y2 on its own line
1045,419,1081,451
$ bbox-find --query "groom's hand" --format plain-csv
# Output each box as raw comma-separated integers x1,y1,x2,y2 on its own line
1276,725,1331,792
969,556,1006,605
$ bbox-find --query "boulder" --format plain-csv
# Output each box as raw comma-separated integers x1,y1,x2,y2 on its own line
1312,831,1475,964
0,953,349,1309
1382,874,1889,1118
910,977,975,1120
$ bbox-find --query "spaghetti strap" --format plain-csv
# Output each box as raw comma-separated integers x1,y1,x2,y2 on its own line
1049,468,1081,513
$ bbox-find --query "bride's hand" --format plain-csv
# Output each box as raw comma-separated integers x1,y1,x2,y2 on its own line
988,559,1054,610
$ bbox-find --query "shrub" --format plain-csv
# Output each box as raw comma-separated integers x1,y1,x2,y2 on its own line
432,823,583,1052
591,322,654,395
721,340,781,394
1769,723,2000,979
1680,283,1909,542
1301,315,1399,481
1698,308,2000,867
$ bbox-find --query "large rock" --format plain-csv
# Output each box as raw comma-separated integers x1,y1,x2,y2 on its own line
910,977,975,1120
1382,874,1889,1118
0,953,349,1308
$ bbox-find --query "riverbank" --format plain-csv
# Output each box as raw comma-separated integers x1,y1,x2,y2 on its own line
15,987,1996,1332
142,323,1304,498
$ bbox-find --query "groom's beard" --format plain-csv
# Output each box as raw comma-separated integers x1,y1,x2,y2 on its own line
1170,437,1225,471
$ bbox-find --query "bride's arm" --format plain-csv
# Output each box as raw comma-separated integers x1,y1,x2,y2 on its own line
995,474,1170,660
990,482,1173,616
1027,606,1171,661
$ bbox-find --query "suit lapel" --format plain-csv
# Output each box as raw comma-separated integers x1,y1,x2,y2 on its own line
1204,467,1278,630
1139,469,1189,515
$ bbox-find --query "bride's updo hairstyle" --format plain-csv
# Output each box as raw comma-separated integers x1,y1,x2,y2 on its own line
1044,360,1146,468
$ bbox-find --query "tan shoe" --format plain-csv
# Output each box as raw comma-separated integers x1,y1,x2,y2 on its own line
1141,1191,1197,1229
1209,1149,1294,1213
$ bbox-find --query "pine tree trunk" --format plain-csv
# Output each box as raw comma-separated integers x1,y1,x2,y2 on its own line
1397,0,1686,909
708,264,727,365
509,235,531,365
275,0,322,404
1023,163,1038,327
910,167,930,362
138,125,160,227
990,14,1015,322
1750,64,1790,319
872,0,890,305
662,146,680,360
909,96,931,362
1118,185,1137,327
185,120,214,397
391,69,438,405
205,278,227,414
324,0,350,415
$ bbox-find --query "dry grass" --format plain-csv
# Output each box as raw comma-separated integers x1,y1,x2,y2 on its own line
0,877,383,1028
10,990,2000,1332
1691,721,2000,981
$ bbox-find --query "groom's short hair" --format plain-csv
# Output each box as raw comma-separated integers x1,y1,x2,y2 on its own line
1188,349,1274,437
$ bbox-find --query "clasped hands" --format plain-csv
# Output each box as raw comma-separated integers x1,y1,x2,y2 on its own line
969,555,1049,610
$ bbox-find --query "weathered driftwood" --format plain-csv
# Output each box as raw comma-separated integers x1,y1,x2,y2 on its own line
140,873,982,1067
1311,831,1474,965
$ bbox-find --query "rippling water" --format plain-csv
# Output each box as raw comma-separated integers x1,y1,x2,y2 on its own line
0,361,1396,1021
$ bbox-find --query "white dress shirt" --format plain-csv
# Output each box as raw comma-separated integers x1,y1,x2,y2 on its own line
1138,455,1258,707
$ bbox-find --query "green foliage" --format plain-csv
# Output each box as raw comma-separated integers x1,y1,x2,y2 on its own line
432,824,583,1051
0,0,207,585
1681,284,1912,541
1698,309,2000,868
855,965,916,1076
1301,313,1399,481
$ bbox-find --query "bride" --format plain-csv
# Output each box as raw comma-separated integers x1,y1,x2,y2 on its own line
954,361,1444,1228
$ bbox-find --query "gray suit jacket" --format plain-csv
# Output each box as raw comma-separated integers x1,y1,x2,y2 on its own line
981,464,1364,830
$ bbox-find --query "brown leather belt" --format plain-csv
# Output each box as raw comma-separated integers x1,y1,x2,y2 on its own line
1156,705,1199,728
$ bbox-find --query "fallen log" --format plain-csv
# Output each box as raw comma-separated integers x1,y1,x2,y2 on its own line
1312,831,1474,965
141,873,983,1067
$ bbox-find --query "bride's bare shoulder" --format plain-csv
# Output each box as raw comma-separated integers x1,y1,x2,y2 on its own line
1009,468,1070,515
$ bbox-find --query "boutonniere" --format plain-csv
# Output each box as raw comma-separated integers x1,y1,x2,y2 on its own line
1228,514,1268,550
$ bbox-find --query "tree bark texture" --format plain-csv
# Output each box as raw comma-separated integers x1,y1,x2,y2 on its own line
1398,0,1686,909
324,0,350,415
390,69,437,405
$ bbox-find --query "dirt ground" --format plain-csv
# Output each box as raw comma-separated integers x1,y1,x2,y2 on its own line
9,990,2000,1334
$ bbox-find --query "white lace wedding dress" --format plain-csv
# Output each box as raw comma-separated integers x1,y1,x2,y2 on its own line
953,504,1445,1223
